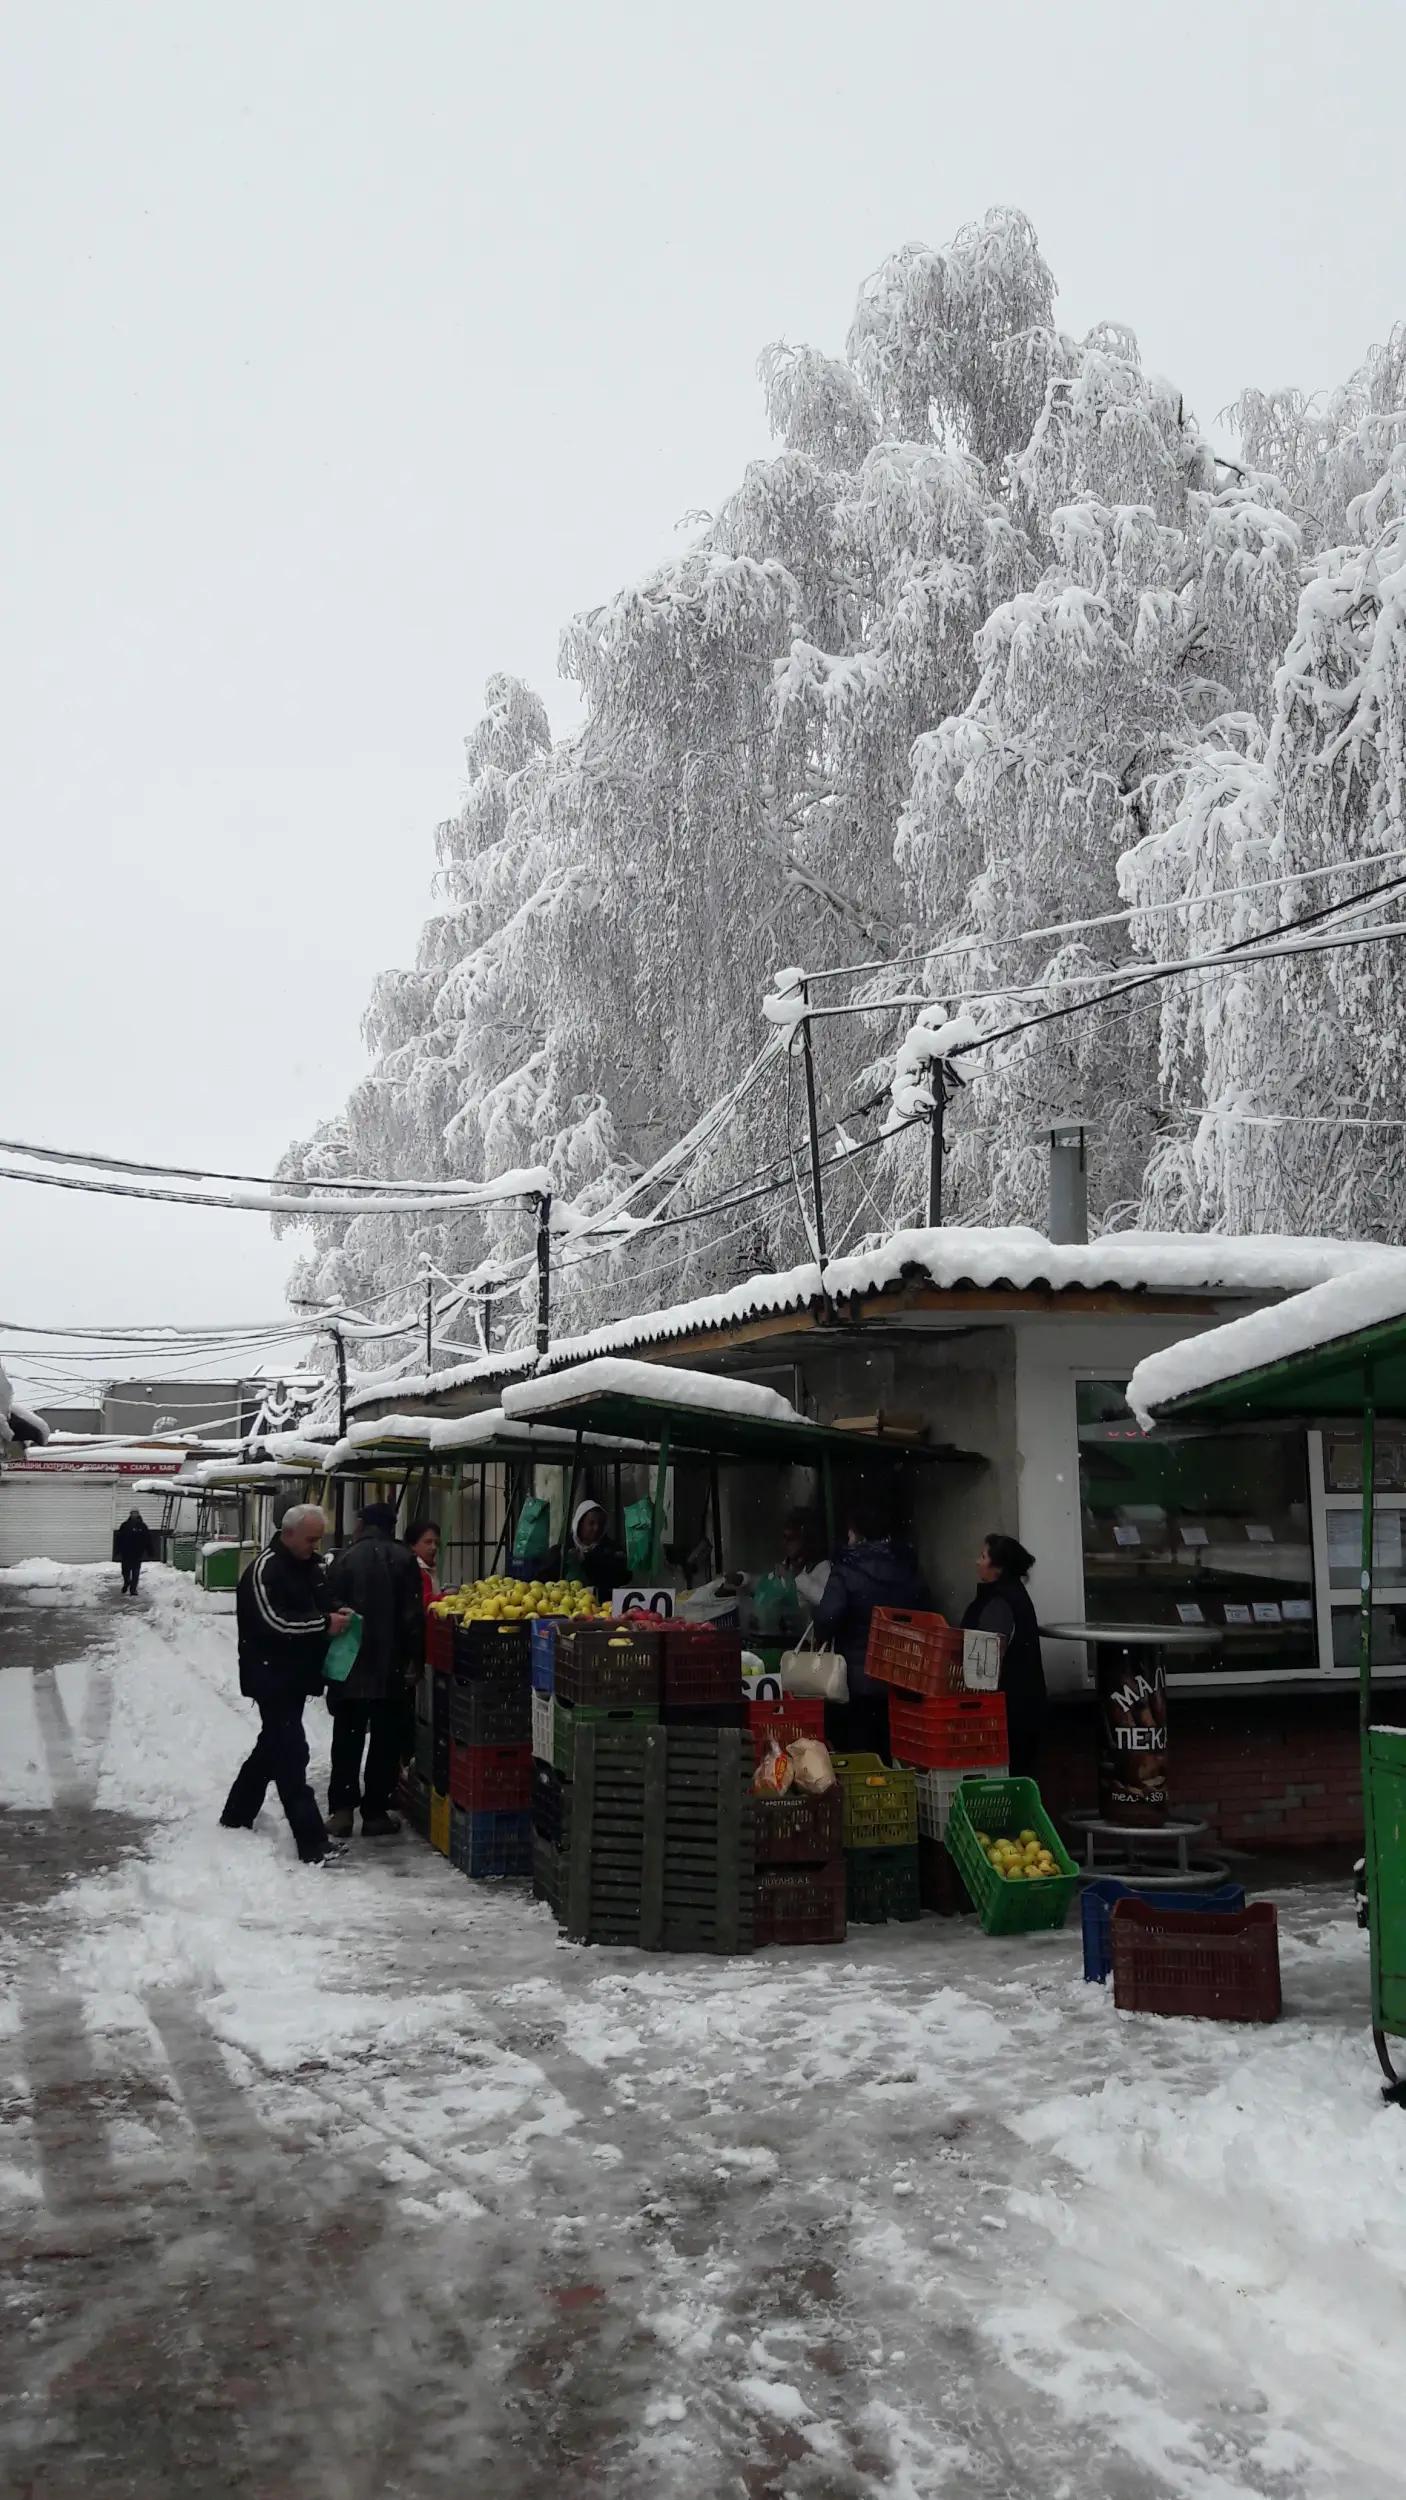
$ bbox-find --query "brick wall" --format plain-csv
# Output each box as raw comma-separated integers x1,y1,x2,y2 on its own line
1039,1689,1365,1850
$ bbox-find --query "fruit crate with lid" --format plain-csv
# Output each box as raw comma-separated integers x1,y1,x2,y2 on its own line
845,1844,921,1925
747,1697,826,1763
753,1788,842,1866
832,1753,918,1850
449,1804,533,1880
449,1675,531,1748
945,1776,1079,1936
448,1741,532,1813
1110,1898,1281,2021
889,1692,1007,1773
864,1608,966,1699
660,1621,743,1711
554,1621,661,1709
755,1860,846,1947
558,1723,754,1953
1082,1878,1246,1984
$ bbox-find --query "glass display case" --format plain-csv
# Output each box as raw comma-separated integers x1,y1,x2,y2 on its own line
1077,1379,1316,1674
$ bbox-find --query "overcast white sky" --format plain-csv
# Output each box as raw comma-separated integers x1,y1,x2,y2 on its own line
4,0,1403,1404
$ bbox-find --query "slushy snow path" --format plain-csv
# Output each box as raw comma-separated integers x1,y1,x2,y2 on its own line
0,1565,1402,2498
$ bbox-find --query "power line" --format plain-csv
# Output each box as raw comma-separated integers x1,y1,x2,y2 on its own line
799,842,1406,988
0,1135,523,1197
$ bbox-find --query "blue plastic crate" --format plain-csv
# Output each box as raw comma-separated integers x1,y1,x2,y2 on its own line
449,1805,533,1881
1081,1876,1246,1982
531,1615,568,1695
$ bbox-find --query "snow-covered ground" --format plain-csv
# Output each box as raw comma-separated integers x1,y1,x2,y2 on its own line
1,1565,1403,2499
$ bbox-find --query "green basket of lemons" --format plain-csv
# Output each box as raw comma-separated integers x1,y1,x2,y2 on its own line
946,1775,1079,1935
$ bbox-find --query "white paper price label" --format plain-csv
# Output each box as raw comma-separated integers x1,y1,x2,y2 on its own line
612,1586,677,1618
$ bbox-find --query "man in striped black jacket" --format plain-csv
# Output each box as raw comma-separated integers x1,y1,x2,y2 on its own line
221,1505,352,1864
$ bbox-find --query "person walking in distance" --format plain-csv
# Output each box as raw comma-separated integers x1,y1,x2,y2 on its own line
221,1505,351,1864
113,1507,155,1595
323,1503,425,1839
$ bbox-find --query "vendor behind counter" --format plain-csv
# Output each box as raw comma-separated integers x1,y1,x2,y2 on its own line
814,1492,929,1758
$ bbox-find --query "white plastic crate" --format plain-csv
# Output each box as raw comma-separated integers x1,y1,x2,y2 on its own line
912,1764,1008,1840
531,1689,554,1764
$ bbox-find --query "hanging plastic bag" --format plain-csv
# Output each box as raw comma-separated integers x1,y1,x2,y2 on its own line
751,1571,796,1635
324,1610,363,1684
512,1496,551,1567
624,1497,655,1571
786,1738,835,1795
751,1739,795,1796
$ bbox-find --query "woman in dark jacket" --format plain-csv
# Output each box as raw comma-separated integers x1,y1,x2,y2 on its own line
814,1494,929,1760
962,1533,1046,1779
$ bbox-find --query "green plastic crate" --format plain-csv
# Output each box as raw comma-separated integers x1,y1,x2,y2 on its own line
832,1752,918,1849
552,1703,654,1778
945,1776,1079,1936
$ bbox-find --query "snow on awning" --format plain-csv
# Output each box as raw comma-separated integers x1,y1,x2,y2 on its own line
1129,1255,1406,1427
501,1355,962,1465
505,1358,803,1429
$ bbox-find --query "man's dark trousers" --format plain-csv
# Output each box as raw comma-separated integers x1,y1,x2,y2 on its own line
121,1561,142,1594
327,1691,402,1819
222,1664,328,1861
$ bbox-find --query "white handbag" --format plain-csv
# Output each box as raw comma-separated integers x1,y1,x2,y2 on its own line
780,1623,849,1704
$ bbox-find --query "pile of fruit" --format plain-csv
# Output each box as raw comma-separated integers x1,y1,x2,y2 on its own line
429,1575,613,1624
973,1825,1061,1883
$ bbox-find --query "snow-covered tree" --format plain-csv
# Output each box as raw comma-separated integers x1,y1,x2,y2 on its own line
280,211,1406,1362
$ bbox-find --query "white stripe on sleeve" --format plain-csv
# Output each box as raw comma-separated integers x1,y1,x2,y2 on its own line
251,1551,325,1638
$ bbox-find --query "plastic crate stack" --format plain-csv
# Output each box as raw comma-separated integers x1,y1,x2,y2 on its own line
531,1617,755,1952
445,1617,532,1878
833,1753,921,1923
867,1608,1008,1915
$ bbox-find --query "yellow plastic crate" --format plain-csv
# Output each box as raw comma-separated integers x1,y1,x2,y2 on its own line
430,1789,451,1857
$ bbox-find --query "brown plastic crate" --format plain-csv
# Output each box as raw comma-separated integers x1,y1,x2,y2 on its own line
755,1860,846,1946
660,1621,743,1709
753,1787,843,1865
554,1620,661,1708
865,1607,965,1698
1111,1898,1282,2023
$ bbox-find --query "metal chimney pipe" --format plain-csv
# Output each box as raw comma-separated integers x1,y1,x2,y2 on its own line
1048,1125,1088,1245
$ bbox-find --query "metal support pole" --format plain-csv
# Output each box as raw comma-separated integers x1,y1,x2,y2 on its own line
481,1287,493,1354
927,1072,946,1228
821,1451,836,1556
649,1425,672,1578
425,1275,434,1372
330,1326,348,1440
710,1461,724,1576
798,989,828,1270
536,1194,553,1357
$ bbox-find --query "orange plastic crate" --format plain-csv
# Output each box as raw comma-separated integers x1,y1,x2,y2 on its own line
888,1690,1007,1770
865,1607,966,1698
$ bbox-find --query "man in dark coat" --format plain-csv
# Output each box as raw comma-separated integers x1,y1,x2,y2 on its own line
221,1505,350,1863
323,1503,425,1839
962,1533,1047,1779
113,1508,155,1595
814,1492,930,1759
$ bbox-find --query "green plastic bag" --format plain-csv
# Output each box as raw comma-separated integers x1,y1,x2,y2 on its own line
512,1495,552,1567
324,1610,363,1684
751,1572,797,1635
624,1497,655,1572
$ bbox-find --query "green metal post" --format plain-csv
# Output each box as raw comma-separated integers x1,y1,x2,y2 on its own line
649,1425,672,1578
1361,1379,1404,2096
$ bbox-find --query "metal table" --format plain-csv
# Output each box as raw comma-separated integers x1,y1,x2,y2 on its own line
1063,1811,1227,1889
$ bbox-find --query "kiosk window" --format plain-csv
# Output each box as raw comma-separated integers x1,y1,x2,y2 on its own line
1077,1380,1314,1671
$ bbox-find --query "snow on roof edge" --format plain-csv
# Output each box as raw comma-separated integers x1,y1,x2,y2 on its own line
341,1227,1393,1421
1128,1253,1406,1427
